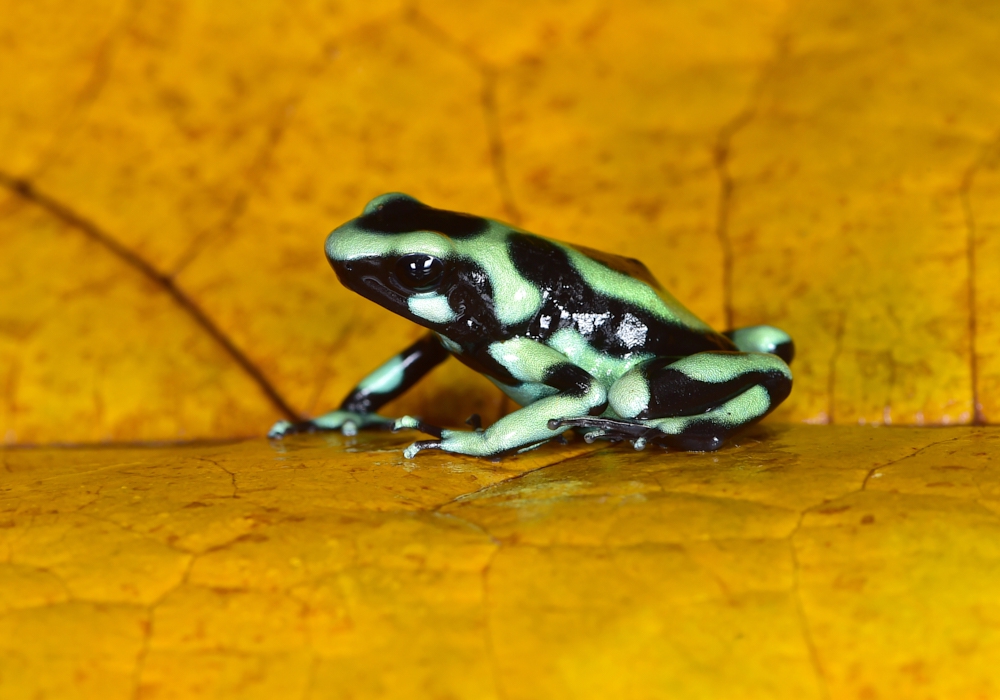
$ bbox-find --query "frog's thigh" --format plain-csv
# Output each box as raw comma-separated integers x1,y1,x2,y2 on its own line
608,351,792,451
412,339,608,458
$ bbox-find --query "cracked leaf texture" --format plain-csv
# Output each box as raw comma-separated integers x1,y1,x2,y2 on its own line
2,0,999,442
3,426,1000,699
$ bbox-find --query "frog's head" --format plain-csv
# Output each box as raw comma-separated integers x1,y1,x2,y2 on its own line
324,193,495,333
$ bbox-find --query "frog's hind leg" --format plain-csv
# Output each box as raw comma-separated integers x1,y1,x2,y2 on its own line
724,325,795,365
603,351,792,452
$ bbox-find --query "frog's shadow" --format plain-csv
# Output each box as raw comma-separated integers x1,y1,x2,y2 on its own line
382,370,512,431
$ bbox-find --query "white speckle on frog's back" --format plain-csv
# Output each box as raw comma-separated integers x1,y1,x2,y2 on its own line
572,312,611,335
616,313,648,349
408,294,457,324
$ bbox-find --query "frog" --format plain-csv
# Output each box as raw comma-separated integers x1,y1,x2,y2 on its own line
269,193,793,459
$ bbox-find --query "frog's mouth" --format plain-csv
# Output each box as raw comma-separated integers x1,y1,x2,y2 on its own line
331,257,409,315
360,275,406,309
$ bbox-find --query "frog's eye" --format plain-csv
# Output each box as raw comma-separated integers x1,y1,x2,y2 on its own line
394,254,445,292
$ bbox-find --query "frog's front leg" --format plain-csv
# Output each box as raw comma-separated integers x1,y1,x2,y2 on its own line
556,351,792,452
268,332,449,438
396,338,606,459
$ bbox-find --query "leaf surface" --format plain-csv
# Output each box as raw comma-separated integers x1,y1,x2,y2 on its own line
3,426,1000,698
2,0,999,442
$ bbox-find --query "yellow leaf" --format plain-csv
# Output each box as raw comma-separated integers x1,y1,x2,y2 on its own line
2,426,1000,698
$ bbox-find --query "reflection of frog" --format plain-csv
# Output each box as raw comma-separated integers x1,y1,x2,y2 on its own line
270,193,793,459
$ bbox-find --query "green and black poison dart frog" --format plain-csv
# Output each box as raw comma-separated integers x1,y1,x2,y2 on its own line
269,193,793,459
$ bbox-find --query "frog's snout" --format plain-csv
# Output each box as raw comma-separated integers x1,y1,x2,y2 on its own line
330,255,405,310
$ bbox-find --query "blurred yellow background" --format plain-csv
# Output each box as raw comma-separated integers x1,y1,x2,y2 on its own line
4,4,1000,698
2,0,999,443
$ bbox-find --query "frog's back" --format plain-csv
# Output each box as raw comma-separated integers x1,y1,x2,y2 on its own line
566,243,707,323
505,233,734,358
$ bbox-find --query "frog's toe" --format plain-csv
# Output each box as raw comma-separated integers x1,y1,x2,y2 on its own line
267,420,294,438
393,416,419,432
268,419,320,438
393,416,443,438
403,440,442,459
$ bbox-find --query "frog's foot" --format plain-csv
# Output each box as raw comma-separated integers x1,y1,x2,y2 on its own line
550,415,724,452
268,410,394,439
548,416,655,450
395,415,567,459
402,440,442,460
402,436,552,461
